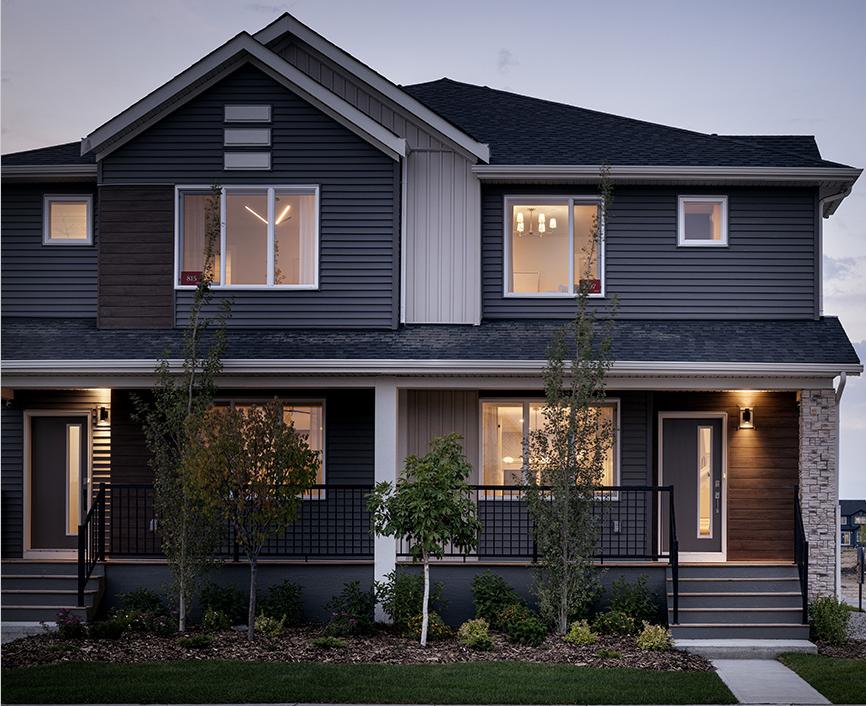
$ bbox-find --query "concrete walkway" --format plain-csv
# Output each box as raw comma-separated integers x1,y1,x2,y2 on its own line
712,658,831,705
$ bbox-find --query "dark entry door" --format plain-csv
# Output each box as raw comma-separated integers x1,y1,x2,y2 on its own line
29,415,88,551
660,416,724,557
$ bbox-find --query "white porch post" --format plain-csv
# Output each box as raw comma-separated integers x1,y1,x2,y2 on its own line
373,378,399,621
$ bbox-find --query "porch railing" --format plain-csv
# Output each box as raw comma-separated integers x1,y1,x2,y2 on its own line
78,483,106,606
794,484,809,623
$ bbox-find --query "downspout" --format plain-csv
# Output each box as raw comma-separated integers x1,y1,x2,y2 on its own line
835,371,847,598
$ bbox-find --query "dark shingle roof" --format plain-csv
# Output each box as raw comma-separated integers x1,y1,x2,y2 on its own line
1,142,95,166
841,500,866,516
2,317,859,366
402,79,851,169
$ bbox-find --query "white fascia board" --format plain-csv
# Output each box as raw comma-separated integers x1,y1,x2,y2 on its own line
81,33,406,162
253,15,489,163
1,165,97,181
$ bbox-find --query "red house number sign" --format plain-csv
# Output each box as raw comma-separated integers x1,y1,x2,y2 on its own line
180,271,202,285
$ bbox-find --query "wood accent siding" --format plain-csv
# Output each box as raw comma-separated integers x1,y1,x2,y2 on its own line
482,185,818,320
654,391,799,561
98,185,174,329
1,183,98,318
100,65,399,329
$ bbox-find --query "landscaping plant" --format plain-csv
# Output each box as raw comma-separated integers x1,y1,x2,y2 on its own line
592,610,637,636
471,569,523,627
199,582,247,625
636,621,673,651
457,618,495,651
563,619,597,645
376,567,446,627
53,609,85,640
176,634,214,649
608,573,662,625
254,613,286,637
323,581,377,635
405,611,452,641
808,594,850,646
258,580,304,625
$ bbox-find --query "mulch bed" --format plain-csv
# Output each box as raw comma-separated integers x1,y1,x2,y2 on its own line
3,625,862,671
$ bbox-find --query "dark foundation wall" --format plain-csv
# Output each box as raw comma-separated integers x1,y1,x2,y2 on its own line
654,391,799,562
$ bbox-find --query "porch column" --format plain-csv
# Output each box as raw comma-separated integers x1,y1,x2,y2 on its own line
373,379,399,620
798,388,838,600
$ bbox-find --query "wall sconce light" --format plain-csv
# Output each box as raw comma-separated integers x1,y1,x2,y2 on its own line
739,406,755,429
98,406,110,425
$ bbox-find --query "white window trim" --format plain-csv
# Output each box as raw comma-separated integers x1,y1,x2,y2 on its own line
503,195,605,298
43,195,93,245
174,185,320,290
678,195,728,247
478,397,620,492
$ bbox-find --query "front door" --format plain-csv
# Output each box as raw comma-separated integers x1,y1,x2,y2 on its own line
659,414,726,561
27,413,90,554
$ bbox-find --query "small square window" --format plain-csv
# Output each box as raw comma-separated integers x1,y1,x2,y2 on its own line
43,195,93,245
678,196,727,246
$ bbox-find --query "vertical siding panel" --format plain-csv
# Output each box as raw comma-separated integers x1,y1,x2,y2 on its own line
404,390,480,480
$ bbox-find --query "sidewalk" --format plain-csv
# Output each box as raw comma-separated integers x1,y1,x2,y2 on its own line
712,658,830,705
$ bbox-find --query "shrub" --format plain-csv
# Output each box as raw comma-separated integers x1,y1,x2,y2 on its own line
54,608,85,640
457,618,494,651
597,648,621,659
176,634,213,649
199,583,247,626
200,607,231,632
109,607,177,637
323,581,377,635
88,619,125,640
405,612,452,642
472,570,523,627
506,616,547,646
608,573,661,625
563,619,597,645
497,603,536,630
254,613,286,637
636,621,672,651
117,587,165,614
809,594,850,646
592,610,636,636
258,581,304,625
376,568,446,627
310,636,348,649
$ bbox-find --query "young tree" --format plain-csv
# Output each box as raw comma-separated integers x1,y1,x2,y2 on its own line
523,170,617,635
134,186,229,631
186,399,319,641
367,433,482,646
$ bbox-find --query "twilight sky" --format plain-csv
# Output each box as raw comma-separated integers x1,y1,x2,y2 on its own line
2,0,864,496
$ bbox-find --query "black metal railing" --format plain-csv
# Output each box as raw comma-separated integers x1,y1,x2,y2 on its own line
794,484,809,623
78,483,106,606
668,486,679,624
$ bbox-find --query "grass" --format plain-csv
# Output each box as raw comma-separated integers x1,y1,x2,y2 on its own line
1,660,736,704
779,653,866,704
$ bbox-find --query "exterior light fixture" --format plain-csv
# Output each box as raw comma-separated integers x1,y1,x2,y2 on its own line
98,406,110,425
739,406,755,429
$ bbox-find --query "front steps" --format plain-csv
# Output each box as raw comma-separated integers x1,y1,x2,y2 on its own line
667,564,809,642
1,561,104,623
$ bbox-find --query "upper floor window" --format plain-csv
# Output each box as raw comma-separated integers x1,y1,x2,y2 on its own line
855,513,866,525
505,197,603,297
177,186,319,288
43,195,92,245
678,196,728,246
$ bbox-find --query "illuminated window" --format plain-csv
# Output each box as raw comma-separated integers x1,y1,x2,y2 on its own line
177,186,318,287
43,195,92,245
678,196,727,246
505,197,603,296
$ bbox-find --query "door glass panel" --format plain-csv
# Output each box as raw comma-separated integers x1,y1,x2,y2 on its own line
67,424,82,535
697,426,712,538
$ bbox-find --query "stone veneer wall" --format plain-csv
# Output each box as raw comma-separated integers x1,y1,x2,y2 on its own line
799,388,838,599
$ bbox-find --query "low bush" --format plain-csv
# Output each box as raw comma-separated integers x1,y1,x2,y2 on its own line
809,594,850,646
254,613,287,637
592,610,636,636
109,606,177,637
323,581,376,635
199,583,247,626
636,621,672,651
53,608,85,640
200,607,231,632
376,568,446,627
563,619,597,645
608,573,661,625
405,612,452,642
457,618,494,650
597,648,621,659
506,616,547,646
309,636,349,649
176,634,213,649
471,570,523,627
117,587,165,614
88,619,125,640
258,581,304,625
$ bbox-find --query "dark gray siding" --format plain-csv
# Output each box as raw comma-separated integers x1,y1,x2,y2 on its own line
100,64,399,329
618,391,650,485
1,183,98,317
482,185,818,319
1,406,24,557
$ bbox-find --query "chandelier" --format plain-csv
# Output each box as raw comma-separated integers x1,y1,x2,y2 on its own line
516,207,556,237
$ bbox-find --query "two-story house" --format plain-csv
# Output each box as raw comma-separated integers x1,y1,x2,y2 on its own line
2,13,862,644
841,500,866,546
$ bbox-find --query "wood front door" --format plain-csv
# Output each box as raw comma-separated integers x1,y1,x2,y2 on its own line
27,413,90,554
659,414,726,561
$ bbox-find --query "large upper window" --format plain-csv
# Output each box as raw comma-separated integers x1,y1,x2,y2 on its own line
481,400,618,487
505,197,603,296
678,196,727,246
43,195,92,245
177,186,319,288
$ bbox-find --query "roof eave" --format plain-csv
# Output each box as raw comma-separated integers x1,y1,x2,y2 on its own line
1,164,98,182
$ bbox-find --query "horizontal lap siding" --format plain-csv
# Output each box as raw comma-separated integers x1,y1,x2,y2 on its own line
1,407,24,557
482,186,817,320
1,184,98,317
100,65,398,329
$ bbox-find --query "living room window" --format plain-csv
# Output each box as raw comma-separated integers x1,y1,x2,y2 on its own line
176,186,318,287
678,196,728,246
480,400,618,487
505,197,603,296
43,195,92,245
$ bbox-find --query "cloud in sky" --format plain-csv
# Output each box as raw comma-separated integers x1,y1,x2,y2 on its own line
497,48,519,75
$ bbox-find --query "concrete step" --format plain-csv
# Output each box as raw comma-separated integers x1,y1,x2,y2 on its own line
1,561,103,577
1,561,104,624
1,605,91,623
676,607,805,624
675,563,799,579
673,591,803,609
670,576,801,592
674,639,817,659
671,623,810,640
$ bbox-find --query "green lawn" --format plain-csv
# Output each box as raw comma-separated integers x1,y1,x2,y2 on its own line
2,660,736,704
778,653,866,704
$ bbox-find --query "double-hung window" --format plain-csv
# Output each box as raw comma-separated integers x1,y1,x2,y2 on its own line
176,186,319,287
505,196,603,296
480,400,618,488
